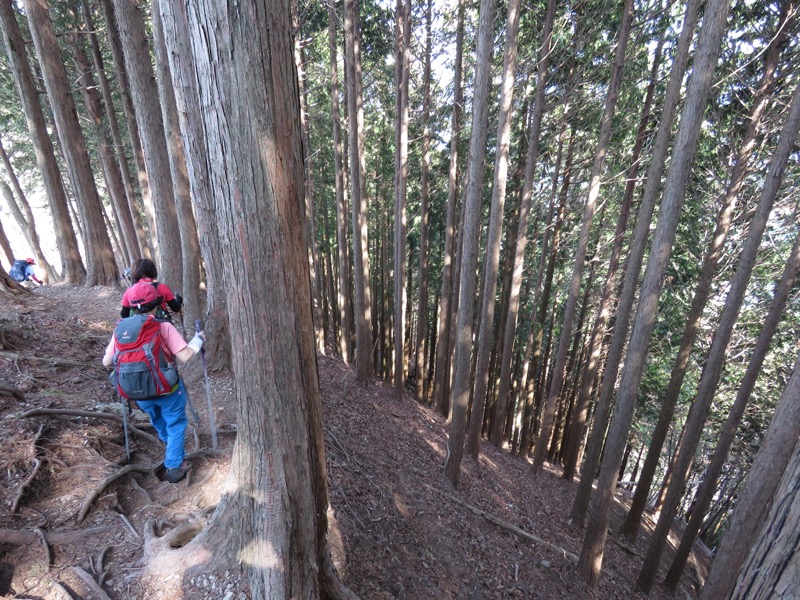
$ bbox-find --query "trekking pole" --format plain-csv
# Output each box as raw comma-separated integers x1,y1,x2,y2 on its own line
196,319,218,448
119,393,131,461
183,384,202,428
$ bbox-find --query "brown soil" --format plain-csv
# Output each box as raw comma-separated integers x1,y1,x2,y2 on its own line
0,284,707,599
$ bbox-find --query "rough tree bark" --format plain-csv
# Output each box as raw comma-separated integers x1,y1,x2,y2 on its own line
151,1,204,330
157,1,357,597
156,0,231,370
700,345,800,600
731,434,800,600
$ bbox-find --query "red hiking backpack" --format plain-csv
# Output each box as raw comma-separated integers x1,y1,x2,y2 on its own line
111,314,179,400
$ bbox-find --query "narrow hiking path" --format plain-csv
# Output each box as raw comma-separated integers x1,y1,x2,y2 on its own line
1,284,708,599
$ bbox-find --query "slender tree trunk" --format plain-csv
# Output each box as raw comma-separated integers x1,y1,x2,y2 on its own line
531,0,634,474
464,0,522,460
0,137,56,281
22,0,118,286
443,0,498,487
295,37,325,353
562,35,663,481
70,34,139,268
414,0,433,404
636,77,800,594
393,0,410,393
82,0,150,261
156,0,231,370
112,0,182,289
344,0,373,382
491,0,556,447
0,0,83,282
433,0,464,416
665,210,800,591
577,0,732,585
328,3,353,362
151,0,204,330
99,0,152,242
621,2,794,541
0,216,13,265
569,0,701,526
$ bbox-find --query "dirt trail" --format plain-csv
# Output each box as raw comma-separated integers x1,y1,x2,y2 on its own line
0,284,707,599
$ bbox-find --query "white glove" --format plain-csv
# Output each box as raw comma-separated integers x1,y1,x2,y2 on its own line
187,333,204,354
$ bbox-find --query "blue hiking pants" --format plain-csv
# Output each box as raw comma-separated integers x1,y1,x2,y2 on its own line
136,380,187,469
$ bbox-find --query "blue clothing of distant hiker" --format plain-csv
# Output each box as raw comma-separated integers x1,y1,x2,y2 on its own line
9,258,42,285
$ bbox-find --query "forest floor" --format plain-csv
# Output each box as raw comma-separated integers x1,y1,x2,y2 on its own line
0,284,710,600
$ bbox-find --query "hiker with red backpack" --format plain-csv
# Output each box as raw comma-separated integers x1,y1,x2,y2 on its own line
103,281,204,483
120,258,182,320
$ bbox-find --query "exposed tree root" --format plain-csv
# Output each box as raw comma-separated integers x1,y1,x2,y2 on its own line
0,525,115,545
0,382,24,400
78,463,157,522
71,565,113,600
10,423,45,513
321,550,362,600
21,407,161,445
34,526,52,569
422,482,579,562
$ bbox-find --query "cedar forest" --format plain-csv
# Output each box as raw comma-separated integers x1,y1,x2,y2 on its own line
0,0,798,598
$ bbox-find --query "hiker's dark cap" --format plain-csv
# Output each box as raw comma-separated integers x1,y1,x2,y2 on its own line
128,281,160,308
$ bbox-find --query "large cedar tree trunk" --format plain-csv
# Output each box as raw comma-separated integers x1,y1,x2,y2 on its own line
151,2,204,329
150,2,355,597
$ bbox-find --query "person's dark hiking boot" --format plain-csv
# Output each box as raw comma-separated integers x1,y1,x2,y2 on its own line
166,464,190,483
